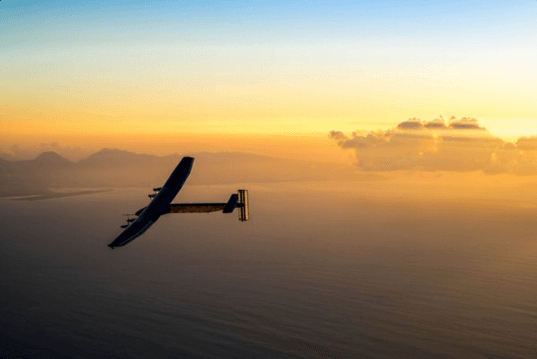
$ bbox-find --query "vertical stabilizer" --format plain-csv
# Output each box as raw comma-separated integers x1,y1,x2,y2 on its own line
223,194,239,213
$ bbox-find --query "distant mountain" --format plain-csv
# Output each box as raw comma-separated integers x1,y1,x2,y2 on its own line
77,148,159,168
0,157,10,171
0,152,18,162
33,151,73,167
0,149,373,197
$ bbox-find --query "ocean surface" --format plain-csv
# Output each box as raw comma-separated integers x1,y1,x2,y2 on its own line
1,182,536,358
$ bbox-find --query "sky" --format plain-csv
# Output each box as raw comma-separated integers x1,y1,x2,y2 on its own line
1,0,536,161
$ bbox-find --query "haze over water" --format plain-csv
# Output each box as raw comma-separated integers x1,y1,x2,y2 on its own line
1,180,535,358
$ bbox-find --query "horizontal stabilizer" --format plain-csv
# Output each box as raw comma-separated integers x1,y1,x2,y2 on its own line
238,189,249,221
223,194,239,213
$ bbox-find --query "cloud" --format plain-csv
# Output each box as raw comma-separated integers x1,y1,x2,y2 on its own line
396,116,486,131
328,130,348,143
449,117,485,130
397,118,423,130
424,118,447,129
515,136,537,151
330,117,537,175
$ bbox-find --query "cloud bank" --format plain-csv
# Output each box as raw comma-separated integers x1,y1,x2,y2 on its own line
330,117,537,175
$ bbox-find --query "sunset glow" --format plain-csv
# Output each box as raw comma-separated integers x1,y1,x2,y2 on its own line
3,3,537,357
2,0,536,161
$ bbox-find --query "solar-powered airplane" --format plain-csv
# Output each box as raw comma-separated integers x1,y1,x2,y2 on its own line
108,157,248,248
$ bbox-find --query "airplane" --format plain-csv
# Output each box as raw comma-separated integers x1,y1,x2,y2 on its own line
108,157,248,248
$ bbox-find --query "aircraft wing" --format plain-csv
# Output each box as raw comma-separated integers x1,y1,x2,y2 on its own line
108,157,194,248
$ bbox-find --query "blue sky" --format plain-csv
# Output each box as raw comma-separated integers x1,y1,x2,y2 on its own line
1,0,536,145
3,0,535,48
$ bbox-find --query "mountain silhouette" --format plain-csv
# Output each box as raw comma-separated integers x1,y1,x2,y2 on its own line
0,149,373,197
34,151,73,167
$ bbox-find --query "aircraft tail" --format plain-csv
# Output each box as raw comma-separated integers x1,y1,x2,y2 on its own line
223,194,239,213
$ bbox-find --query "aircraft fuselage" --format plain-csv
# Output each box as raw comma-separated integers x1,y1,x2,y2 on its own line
108,157,194,248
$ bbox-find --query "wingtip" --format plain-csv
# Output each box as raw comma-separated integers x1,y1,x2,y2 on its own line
108,244,114,249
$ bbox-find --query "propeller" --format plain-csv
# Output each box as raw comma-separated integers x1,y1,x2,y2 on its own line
120,214,136,228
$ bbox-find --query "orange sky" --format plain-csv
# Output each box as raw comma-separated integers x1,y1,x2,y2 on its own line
0,127,353,164
2,1,536,164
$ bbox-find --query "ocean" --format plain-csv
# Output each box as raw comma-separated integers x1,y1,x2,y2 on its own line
1,182,536,358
